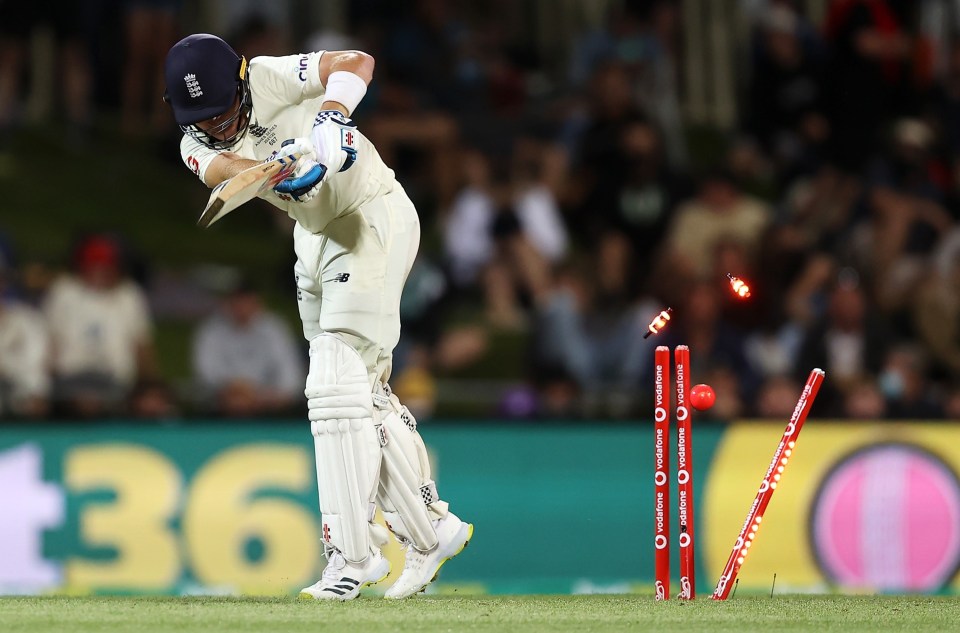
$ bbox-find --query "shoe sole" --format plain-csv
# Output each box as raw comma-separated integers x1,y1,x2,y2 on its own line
298,559,391,602
386,522,474,599
430,522,473,584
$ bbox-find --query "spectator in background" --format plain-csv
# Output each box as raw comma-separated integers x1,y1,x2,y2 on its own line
794,271,890,416
781,252,838,329
565,62,648,241
228,12,289,59
822,0,928,171
775,166,861,267
443,147,559,328
119,0,181,137
128,378,179,420
0,2,93,136
745,2,826,181
734,229,806,385
510,137,569,266
568,0,686,167
615,120,684,256
658,278,759,404
930,40,960,157
879,344,942,419
192,279,304,417
661,168,771,281
207,0,292,38
44,234,156,418
390,257,449,420
379,0,469,112
843,377,889,419
944,384,960,420
913,235,960,381
754,374,803,419
574,116,683,276
533,236,659,417
859,119,953,315
0,246,50,419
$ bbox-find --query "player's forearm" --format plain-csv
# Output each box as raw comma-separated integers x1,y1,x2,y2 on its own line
203,152,260,188
319,51,374,116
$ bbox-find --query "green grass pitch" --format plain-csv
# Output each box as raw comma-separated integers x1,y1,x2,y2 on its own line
2,595,959,632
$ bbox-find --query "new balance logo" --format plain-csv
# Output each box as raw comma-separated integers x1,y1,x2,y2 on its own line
184,74,202,98
249,124,269,138
332,273,350,283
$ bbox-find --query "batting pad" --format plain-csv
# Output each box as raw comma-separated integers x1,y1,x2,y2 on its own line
377,395,448,551
307,334,383,563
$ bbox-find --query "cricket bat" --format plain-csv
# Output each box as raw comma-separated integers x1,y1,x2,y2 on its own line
197,152,303,228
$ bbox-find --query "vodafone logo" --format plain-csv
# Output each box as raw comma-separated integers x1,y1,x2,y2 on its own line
679,533,691,548
676,406,689,421
655,407,667,422
678,469,690,485
655,535,668,550
655,471,667,486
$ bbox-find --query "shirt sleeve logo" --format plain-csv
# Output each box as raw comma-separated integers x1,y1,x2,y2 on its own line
297,56,309,82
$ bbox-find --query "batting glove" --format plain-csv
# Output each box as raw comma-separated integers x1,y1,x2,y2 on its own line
310,110,359,175
273,111,359,202
272,138,326,202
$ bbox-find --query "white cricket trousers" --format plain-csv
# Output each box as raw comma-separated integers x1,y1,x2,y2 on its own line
293,185,421,386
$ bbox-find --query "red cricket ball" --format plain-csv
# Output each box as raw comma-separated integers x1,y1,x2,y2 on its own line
690,384,716,411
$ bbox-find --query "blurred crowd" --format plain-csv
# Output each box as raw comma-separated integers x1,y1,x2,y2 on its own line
0,233,305,419
3,0,960,422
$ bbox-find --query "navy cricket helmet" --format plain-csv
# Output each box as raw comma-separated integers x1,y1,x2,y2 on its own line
163,34,252,150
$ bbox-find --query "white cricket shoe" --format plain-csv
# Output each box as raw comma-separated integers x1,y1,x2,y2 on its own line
384,512,473,599
299,548,390,601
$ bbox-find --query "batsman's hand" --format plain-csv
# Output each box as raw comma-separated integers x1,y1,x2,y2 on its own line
273,110,359,202
272,138,326,202
310,110,359,175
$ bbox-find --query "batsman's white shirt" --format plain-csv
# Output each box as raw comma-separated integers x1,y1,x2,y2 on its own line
179,52,420,385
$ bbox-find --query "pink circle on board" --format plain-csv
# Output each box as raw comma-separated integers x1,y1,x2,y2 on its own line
811,444,960,592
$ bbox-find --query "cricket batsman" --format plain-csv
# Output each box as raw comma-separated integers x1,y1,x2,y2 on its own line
163,33,472,600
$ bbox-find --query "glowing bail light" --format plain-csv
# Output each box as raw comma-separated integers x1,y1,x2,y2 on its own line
643,307,673,339
727,273,752,299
